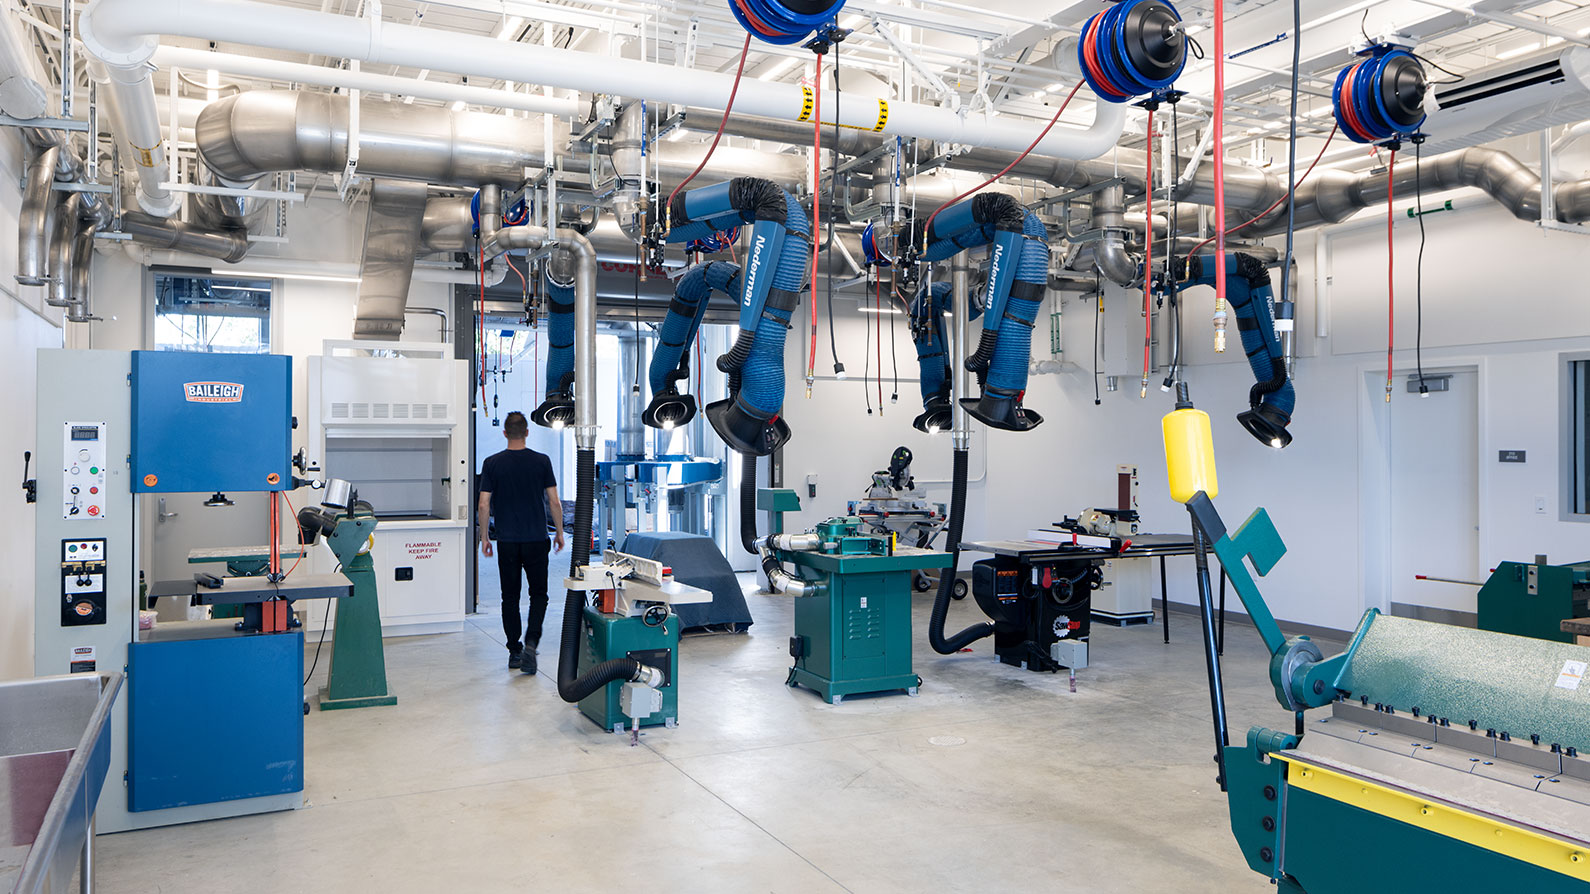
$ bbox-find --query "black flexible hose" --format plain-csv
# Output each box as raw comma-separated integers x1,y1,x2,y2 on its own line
739,453,759,554
557,447,650,703
928,448,992,653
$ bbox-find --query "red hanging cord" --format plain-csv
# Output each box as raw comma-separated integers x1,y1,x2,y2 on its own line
923,82,1084,239
1141,108,1154,398
665,33,753,226
1385,149,1397,402
808,53,823,385
1213,0,1227,352
1182,124,1337,265
874,272,883,413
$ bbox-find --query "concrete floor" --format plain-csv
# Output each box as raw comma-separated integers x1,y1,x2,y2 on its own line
97,574,1327,893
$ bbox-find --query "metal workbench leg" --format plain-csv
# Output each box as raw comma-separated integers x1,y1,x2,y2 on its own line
1160,555,1170,644
1217,569,1226,656
80,815,94,893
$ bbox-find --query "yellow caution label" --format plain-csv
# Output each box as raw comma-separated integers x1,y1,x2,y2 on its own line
134,146,155,168
816,99,891,133
798,86,815,123
1281,756,1590,882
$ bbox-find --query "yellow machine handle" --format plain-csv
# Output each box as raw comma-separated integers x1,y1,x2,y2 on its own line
1163,404,1218,505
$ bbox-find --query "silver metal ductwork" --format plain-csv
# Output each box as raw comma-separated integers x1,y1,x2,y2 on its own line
17,144,59,285
354,179,430,339
117,211,251,263
45,193,81,308
195,90,551,187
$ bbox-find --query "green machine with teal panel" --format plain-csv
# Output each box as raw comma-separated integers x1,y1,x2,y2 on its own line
1160,388,1590,893
756,489,952,704
1477,558,1590,644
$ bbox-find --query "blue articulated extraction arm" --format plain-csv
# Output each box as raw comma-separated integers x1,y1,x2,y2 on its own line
909,193,1049,432
1185,252,1296,447
907,280,981,434
665,178,810,456
530,265,577,429
643,260,741,430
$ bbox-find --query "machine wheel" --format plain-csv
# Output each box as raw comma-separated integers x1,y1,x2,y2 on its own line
951,578,968,600
913,572,933,592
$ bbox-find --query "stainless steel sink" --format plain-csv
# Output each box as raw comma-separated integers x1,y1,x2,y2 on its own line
1,673,121,894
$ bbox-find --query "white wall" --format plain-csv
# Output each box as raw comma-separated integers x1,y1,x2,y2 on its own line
1,129,65,681
783,196,1590,634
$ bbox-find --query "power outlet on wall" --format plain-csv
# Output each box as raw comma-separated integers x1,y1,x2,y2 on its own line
1535,495,1548,514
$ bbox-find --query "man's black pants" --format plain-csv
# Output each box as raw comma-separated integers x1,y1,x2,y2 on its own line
498,540,551,653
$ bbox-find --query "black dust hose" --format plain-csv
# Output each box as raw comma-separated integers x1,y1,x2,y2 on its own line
739,453,759,554
928,448,992,654
557,447,655,702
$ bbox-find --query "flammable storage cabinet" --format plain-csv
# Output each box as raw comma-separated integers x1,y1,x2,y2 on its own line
761,490,953,705
33,350,346,834
307,341,470,635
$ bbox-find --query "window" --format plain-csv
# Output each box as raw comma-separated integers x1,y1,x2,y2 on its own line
153,273,272,353
1567,356,1590,517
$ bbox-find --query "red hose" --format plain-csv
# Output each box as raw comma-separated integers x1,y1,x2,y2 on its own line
666,33,753,229
1182,124,1337,268
923,82,1084,240
1142,108,1154,396
1386,149,1397,401
1213,0,1227,325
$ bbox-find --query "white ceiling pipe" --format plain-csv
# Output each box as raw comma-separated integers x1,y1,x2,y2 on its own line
79,0,1126,161
79,16,180,216
153,46,583,118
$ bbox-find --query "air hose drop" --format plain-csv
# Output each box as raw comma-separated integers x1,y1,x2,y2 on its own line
907,280,982,434
643,260,741,431
907,193,1049,433
531,251,577,430
1332,46,1428,146
556,447,664,702
666,178,810,456
1077,0,1189,102
1183,252,1295,448
728,0,848,45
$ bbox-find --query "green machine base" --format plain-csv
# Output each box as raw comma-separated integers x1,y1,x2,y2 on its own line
576,606,679,732
318,513,396,711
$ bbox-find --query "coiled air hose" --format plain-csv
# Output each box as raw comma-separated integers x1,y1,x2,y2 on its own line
1332,47,1427,145
929,448,988,653
728,0,847,45
1077,0,1188,102
557,448,664,703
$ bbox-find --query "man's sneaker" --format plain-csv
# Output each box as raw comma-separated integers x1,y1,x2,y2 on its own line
521,649,538,675
508,650,523,669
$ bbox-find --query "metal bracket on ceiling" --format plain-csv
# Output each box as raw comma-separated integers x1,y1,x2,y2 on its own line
1539,127,1590,236
336,60,362,202
870,19,957,107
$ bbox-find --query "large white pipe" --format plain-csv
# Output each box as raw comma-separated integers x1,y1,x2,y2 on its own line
153,46,582,118
79,15,180,217
79,0,1126,160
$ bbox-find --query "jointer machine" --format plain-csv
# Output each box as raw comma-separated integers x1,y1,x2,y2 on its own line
1160,386,1590,893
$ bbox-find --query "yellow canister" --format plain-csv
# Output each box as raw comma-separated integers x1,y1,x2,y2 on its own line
1163,406,1218,504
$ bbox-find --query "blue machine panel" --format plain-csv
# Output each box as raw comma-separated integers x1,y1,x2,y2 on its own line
130,351,292,493
127,633,304,812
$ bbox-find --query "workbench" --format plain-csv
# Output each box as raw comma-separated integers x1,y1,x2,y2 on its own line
1565,616,1590,645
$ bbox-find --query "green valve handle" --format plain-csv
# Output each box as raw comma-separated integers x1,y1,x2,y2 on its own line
1407,199,1453,218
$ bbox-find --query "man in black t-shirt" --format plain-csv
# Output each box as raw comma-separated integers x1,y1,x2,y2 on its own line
478,411,564,674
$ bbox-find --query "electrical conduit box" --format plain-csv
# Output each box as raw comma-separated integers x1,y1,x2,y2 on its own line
130,352,292,493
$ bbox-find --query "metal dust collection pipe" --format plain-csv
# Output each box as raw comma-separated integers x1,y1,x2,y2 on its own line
67,220,99,321
17,144,59,285
45,193,81,308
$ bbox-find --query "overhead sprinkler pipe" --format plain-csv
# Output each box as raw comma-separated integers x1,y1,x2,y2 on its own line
1183,252,1295,448
79,0,1128,162
645,261,741,431
906,193,1049,433
666,178,810,457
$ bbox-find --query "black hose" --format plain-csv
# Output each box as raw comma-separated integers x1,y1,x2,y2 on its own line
739,453,759,554
928,448,991,653
556,447,650,703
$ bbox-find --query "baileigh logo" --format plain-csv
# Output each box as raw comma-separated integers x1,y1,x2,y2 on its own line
183,382,245,403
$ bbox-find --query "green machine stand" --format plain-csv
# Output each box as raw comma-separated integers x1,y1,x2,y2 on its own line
576,605,680,733
312,511,396,710
1478,558,1590,644
759,489,952,705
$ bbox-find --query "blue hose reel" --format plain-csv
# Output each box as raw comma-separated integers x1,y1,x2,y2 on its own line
1332,45,1428,145
727,0,847,45
1078,0,1188,103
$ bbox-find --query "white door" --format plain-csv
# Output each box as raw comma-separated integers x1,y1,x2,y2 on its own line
1380,368,1481,617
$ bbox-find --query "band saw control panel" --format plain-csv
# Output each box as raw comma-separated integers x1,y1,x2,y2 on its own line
62,421,108,520
61,538,107,626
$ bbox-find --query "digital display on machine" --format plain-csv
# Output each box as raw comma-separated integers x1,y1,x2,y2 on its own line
70,426,100,441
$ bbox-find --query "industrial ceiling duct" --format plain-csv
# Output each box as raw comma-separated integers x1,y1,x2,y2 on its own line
354,180,430,340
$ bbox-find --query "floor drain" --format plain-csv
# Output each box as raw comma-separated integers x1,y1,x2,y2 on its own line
929,735,966,747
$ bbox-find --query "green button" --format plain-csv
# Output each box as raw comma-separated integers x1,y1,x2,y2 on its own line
68,544,78,552
89,467,98,475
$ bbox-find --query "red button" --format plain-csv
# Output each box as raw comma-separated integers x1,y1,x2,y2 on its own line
89,487,98,494
86,506,99,516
